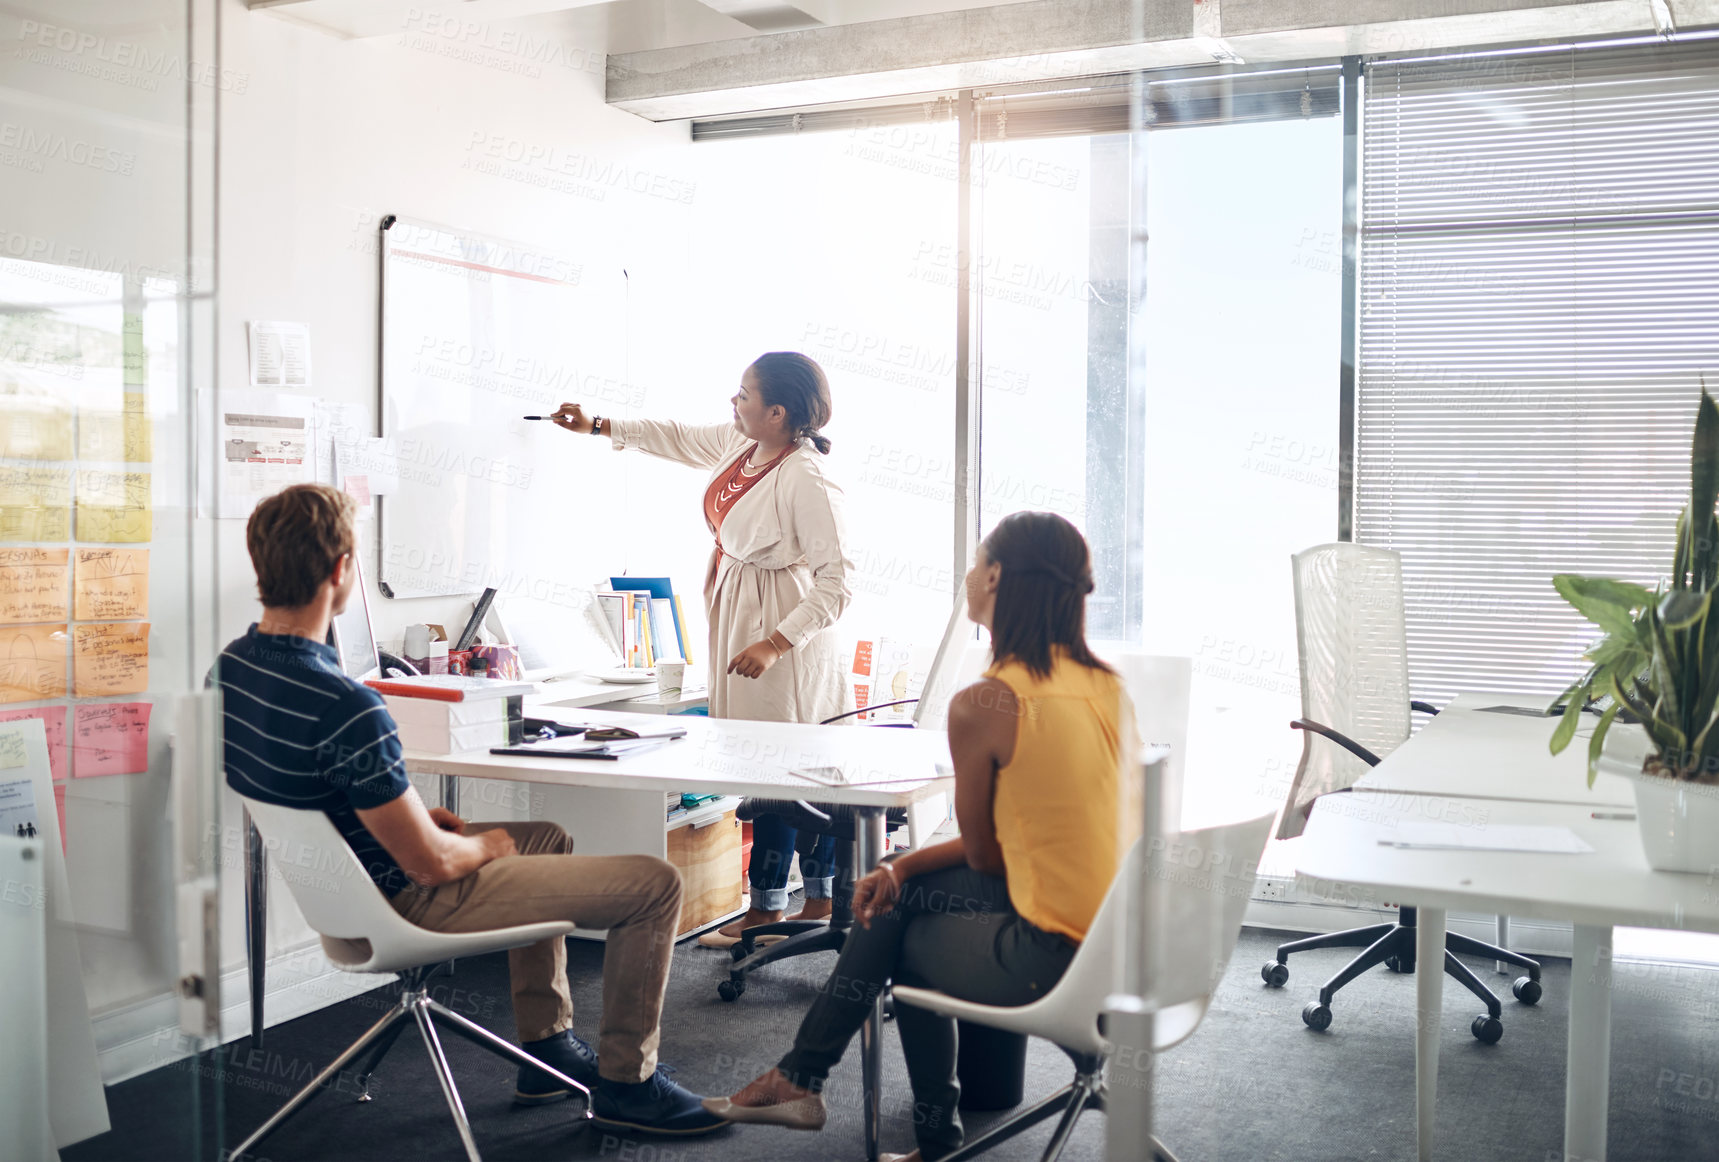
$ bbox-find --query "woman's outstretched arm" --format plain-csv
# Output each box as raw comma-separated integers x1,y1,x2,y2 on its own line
551,403,740,470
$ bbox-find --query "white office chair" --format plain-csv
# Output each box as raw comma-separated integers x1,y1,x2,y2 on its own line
893,809,1276,1162
1264,543,1541,1040
232,796,589,1162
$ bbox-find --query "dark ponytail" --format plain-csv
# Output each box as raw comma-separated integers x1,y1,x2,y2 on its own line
751,351,833,454
981,511,1112,680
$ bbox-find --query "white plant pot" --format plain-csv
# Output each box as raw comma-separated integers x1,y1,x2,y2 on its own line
1625,766,1719,874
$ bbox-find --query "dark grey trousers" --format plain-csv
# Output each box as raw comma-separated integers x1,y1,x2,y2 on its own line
778,865,1076,1160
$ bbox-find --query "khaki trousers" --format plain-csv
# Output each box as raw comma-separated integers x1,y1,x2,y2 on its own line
389,820,683,1084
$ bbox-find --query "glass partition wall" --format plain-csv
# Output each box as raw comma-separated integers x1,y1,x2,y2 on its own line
1,0,225,1156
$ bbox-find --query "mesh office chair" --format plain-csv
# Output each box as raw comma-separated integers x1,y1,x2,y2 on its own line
1262,543,1543,1042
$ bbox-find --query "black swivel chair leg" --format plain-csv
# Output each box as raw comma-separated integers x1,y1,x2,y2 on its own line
1443,950,1510,1043
1273,922,1398,960
1317,929,1406,1005
1444,931,1541,979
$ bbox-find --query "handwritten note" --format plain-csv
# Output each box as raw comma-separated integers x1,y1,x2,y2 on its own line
75,470,152,543
72,702,151,777
0,730,24,769
0,624,69,703
0,466,72,543
73,548,148,620
0,398,74,460
78,394,153,463
73,622,148,696
0,548,69,624
0,706,69,780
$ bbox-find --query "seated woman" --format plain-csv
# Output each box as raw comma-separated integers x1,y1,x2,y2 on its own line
703,510,1133,1161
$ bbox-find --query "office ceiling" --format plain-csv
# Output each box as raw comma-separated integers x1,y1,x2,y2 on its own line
251,0,1024,43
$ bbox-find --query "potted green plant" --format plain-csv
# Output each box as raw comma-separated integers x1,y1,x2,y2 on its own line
1549,386,1719,873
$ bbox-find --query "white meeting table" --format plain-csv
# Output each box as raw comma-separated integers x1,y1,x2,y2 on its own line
245,709,950,1162
414,709,952,1162
1297,790,1719,1162
1351,692,1638,809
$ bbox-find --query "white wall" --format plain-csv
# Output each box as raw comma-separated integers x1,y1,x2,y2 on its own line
200,0,714,1068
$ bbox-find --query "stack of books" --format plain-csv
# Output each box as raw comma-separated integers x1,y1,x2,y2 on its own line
364,674,532,754
597,577,694,669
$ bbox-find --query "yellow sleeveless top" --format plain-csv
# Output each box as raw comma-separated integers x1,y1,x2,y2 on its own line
986,650,1128,943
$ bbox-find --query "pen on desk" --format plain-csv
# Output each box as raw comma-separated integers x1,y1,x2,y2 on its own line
1590,811,1635,820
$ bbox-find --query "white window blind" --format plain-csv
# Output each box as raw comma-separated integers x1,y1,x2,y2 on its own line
1356,40,1719,704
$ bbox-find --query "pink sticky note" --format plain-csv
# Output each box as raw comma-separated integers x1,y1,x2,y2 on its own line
0,705,69,781
72,701,151,778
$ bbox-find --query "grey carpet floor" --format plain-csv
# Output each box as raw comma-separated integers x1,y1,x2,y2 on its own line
66,928,1719,1161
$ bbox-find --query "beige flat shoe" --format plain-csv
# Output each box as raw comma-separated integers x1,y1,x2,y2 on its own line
696,930,789,950
699,1093,827,1130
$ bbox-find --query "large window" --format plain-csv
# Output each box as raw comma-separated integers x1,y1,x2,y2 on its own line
973,101,1342,827
680,121,961,686
1357,41,1719,704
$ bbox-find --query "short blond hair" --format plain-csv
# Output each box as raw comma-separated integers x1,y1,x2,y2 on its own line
246,484,355,608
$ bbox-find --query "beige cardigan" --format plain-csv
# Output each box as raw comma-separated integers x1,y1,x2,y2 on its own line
609,417,852,724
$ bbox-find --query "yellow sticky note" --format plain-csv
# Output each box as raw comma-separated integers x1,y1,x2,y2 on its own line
0,397,75,460
73,548,148,620
73,621,149,697
0,623,69,703
0,467,73,543
78,394,153,463
75,470,151,543
0,548,70,624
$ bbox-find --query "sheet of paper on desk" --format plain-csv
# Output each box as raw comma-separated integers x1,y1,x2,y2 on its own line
1379,823,1594,854
790,761,951,789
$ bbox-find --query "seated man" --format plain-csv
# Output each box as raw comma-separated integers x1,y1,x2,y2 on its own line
219,483,725,1137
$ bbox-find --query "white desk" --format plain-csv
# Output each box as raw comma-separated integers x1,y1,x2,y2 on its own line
405,710,944,1162
529,674,710,715
1353,692,1637,809
1297,791,1719,1162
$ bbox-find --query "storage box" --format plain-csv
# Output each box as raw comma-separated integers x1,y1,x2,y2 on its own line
382,693,524,755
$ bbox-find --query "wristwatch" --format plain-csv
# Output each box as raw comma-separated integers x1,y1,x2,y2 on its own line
591,416,604,436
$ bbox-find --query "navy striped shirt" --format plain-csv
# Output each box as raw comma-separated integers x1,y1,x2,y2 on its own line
219,626,413,897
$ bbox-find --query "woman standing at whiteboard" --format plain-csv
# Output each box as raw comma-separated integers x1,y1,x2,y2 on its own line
552,351,853,943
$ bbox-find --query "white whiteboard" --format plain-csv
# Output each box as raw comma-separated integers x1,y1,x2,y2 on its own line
376,216,629,606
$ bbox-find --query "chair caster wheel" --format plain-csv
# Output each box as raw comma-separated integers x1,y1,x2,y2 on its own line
1512,977,1542,1005
1262,962,1289,988
730,943,751,963
1302,1003,1332,1031
1384,955,1413,973
1472,1015,1503,1044
718,979,745,1002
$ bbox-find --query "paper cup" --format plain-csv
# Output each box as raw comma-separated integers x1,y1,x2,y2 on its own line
656,660,685,699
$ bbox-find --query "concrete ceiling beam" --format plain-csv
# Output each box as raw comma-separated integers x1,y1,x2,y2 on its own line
607,0,1719,120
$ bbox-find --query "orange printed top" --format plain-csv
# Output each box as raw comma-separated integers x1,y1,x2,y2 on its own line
702,443,794,552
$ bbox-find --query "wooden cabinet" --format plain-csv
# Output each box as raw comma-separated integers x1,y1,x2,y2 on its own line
522,784,746,941
666,808,743,935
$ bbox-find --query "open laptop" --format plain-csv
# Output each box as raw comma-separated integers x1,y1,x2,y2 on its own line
911,591,989,729
493,592,625,685
327,551,382,680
